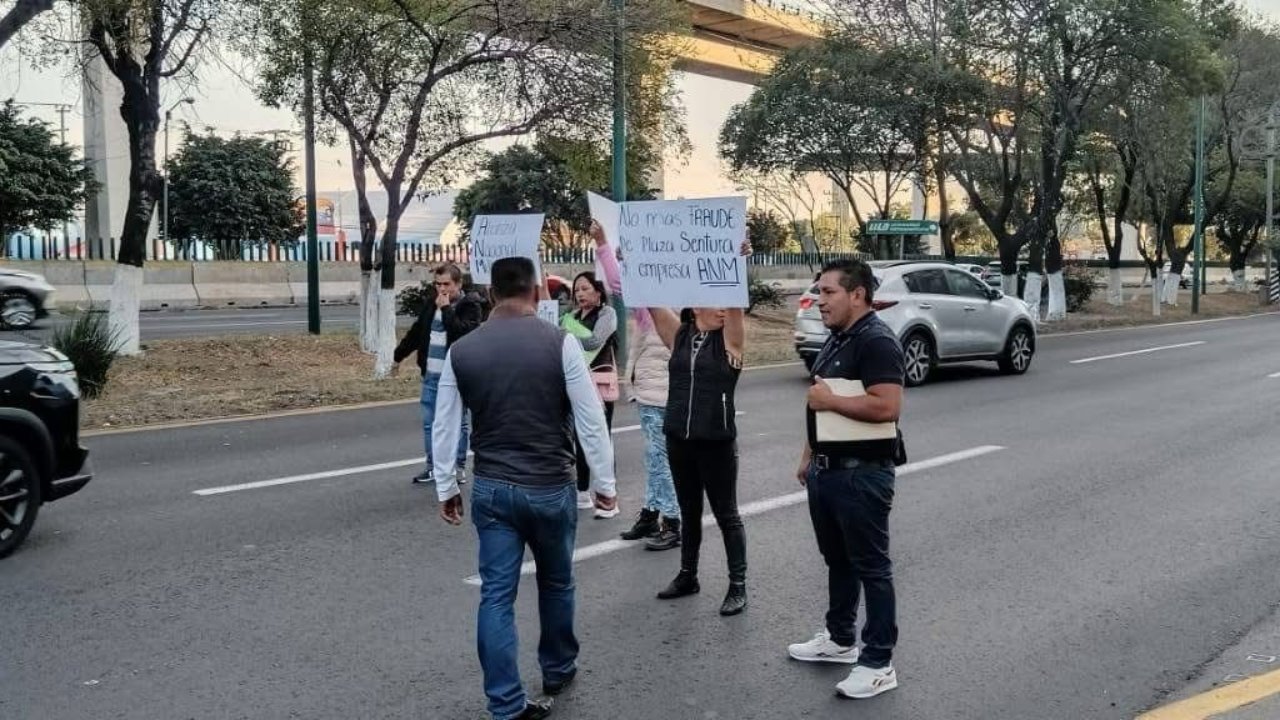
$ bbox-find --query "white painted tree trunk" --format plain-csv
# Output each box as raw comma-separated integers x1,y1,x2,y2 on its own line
1107,267,1124,305
1022,271,1043,321
1045,271,1067,321
1001,274,1018,297
1162,270,1181,305
1232,269,1247,292
108,264,143,355
360,273,378,354
372,288,397,378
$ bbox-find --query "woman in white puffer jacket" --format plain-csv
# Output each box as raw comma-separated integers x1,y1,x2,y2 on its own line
591,223,681,550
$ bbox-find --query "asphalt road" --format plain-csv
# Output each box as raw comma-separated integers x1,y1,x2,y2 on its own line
4,304,408,345
4,313,1280,719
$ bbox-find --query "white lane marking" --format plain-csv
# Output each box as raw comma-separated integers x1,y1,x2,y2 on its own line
1070,341,1205,365
195,458,424,496
192,412,745,496
1042,311,1280,338
462,444,1006,586
1269,372,1280,379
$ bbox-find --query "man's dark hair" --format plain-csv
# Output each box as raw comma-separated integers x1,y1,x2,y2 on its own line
434,262,463,283
490,257,537,300
821,258,876,303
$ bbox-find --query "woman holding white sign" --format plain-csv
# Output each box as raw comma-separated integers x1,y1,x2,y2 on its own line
645,301,749,616
561,271,620,519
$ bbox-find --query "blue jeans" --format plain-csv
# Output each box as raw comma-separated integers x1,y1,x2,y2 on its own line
472,478,579,720
638,404,680,519
422,375,469,468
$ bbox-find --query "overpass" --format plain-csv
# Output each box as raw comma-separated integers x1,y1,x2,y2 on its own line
678,0,823,83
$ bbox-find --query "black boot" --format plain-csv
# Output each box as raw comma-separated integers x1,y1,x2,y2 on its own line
644,517,681,551
619,508,660,540
719,583,747,616
656,570,700,600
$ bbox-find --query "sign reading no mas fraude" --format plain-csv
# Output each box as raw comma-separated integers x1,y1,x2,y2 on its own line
616,196,749,309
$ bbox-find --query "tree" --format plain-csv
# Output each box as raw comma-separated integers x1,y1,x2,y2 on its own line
167,132,304,260
0,101,95,252
746,209,790,255
0,0,56,50
452,137,659,250
721,35,933,233
1214,167,1266,291
78,0,218,353
252,0,684,376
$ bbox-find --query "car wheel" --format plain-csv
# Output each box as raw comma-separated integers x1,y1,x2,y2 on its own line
998,325,1035,375
902,332,935,387
1,292,39,329
0,435,42,559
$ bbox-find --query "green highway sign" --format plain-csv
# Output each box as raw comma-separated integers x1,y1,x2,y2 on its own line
865,219,939,235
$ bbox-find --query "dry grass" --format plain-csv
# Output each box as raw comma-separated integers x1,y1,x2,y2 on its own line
84,313,805,431
1044,289,1268,334
84,334,421,430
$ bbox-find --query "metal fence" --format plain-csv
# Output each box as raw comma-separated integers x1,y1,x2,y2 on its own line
3,236,876,269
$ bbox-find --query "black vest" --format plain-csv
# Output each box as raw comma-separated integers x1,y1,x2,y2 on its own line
664,325,740,441
449,314,576,486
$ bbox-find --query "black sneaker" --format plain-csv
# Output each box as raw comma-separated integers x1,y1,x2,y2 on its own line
542,668,577,697
719,583,747,616
644,518,681,551
620,508,660,540
657,570,700,600
411,469,432,485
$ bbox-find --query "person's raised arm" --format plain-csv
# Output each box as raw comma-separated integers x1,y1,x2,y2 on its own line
647,307,681,350
591,221,624,298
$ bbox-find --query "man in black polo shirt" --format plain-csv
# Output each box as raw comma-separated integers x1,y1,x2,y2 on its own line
787,258,905,699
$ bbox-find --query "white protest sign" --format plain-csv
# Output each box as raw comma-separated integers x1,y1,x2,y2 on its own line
613,196,749,309
537,300,560,327
468,213,544,284
588,192,621,281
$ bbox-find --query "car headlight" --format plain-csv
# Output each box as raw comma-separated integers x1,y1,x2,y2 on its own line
32,370,81,401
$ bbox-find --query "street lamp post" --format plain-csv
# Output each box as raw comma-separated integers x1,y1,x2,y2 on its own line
163,97,194,257
1237,99,1280,305
609,0,627,361
303,45,321,335
1192,95,1206,314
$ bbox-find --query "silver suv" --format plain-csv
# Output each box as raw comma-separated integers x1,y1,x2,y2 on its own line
794,261,1037,386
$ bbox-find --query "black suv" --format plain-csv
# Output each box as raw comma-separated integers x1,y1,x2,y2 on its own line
0,340,92,557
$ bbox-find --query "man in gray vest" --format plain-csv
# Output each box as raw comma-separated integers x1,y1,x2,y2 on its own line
432,256,618,720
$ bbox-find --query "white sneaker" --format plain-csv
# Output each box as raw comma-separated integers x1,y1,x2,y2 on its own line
455,468,468,486
593,503,620,519
787,630,859,664
836,664,898,699
577,491,594,510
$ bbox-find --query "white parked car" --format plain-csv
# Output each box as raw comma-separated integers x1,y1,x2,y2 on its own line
0,268,55,330
794,261,1037,386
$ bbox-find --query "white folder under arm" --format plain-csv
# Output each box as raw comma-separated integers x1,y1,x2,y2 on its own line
814,379,898,442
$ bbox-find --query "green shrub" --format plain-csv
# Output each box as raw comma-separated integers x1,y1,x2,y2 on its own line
396,282,434,316
50,312,121,399
747,273,785,315
1063,264,1098,313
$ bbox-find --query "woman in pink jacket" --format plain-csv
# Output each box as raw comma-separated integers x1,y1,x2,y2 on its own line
591,223,681,550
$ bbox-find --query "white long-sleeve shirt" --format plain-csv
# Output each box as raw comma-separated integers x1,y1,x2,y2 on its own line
432,333,617,503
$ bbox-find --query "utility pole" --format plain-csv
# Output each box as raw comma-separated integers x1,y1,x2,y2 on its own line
162,97,194,257
303,45,321,335
1192,95,1206,314
610,0,627,361
1238,99,1279,305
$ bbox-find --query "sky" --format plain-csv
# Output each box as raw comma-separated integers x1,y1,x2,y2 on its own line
2,0,1277,225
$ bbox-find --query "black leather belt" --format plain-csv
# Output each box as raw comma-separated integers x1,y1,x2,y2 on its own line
812,454,892,471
